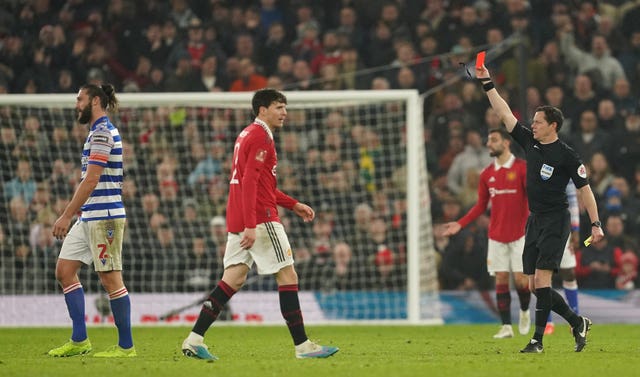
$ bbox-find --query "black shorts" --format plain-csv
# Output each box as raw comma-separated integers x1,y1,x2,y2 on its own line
522,210,571,274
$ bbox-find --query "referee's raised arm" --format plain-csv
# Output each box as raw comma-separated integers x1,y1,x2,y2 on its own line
476,64,518,133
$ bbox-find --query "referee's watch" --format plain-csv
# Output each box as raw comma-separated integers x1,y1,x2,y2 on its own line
591,220,602,228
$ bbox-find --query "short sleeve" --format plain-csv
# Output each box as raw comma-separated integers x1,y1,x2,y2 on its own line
509,122,533,152
565,147,588,189
88,127,114,166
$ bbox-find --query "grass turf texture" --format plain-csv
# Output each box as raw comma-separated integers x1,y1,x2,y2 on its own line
1,324,639,377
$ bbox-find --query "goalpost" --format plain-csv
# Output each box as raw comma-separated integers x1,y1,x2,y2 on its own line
0,90,441,325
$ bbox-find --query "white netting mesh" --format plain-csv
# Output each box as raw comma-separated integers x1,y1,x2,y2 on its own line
0,91,440,323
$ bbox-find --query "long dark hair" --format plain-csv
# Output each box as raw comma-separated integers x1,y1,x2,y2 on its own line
80,83,119,112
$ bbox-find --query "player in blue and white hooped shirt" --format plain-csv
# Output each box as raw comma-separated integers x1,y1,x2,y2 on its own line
48,84,135,358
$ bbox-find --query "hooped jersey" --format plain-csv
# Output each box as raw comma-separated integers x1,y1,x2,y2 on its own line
80,116,125,221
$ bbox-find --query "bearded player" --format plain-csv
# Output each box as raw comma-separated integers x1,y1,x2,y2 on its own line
443,127,531,338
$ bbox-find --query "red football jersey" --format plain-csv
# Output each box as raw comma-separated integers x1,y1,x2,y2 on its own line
226,119,298,233
457,155,528,243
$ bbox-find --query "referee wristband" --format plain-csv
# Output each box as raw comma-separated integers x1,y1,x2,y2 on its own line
482,81,495,91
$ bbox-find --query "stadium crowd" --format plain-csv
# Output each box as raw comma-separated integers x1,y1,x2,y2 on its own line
1,0,639,294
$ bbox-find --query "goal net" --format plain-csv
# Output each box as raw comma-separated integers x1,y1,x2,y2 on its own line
0,90,441,325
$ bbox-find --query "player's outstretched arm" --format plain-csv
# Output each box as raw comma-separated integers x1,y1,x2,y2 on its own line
293,202,315,222
442,221,462,237
476,64,518,133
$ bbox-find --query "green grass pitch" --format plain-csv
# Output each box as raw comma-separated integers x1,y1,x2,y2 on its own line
1,324,639,377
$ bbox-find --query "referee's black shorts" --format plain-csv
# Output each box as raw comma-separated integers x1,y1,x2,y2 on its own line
522,209,571,274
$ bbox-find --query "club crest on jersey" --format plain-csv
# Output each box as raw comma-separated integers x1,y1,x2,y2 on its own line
255,149,266,162
506,171,516,181
577,164,587,179
540,164,554,181
105,220,115,245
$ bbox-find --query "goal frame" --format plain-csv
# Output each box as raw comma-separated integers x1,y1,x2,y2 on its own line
0,90,441,325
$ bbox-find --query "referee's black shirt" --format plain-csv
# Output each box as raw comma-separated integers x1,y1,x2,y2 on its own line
510,122,589,214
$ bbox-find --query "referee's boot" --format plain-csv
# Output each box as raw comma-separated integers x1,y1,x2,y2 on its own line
572,316,592,352
519,339,543,353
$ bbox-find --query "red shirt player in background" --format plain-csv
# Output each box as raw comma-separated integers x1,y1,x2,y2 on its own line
443,127,532,339
181,88,338,360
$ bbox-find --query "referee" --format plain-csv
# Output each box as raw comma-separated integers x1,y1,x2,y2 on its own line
476,62,604,353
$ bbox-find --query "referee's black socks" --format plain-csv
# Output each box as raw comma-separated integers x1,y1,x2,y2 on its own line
533,287,552,342
550,288,581,328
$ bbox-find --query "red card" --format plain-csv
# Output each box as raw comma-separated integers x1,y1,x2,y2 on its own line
475,51,486,69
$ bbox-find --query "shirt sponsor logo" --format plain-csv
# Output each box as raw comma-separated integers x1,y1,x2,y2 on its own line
92,134,109,143
577,164,587,179
489,188,517,197
540,164,554,180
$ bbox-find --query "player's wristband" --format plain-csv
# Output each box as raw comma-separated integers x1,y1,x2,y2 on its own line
482,81,495,91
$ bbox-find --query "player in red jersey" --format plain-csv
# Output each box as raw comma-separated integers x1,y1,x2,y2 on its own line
443,127,532,338
181,88,338,360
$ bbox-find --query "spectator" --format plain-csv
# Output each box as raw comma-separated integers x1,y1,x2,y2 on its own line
168,0,196,30
187,141,224,193
176,198,206,247
310,29,342,75
273,53,296,86
290,59,313,90
140,21,171,69
611,78,636,118
575,237,622,289
438,228,496,312
3,159,37,205
164,51,198,91
0,126,18,182
260,21,291,76
447,129,492,196
339,46,368,90
366,21,395,68
618,30,640,96
50,125,76,163
615,245,638,290
563,74,600,133
183,236,223,292
145,222,186,292
597,98,624,134
205,215,227,260
6,196,31,250
558,20,626,91
566,110,612,164
586,152,614,201
229,58,267,92
336,6,366,55
613,110,640,184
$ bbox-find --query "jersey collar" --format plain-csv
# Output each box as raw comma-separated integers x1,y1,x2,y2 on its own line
254,117,273,140
90,116,109,131
494,153,515,170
